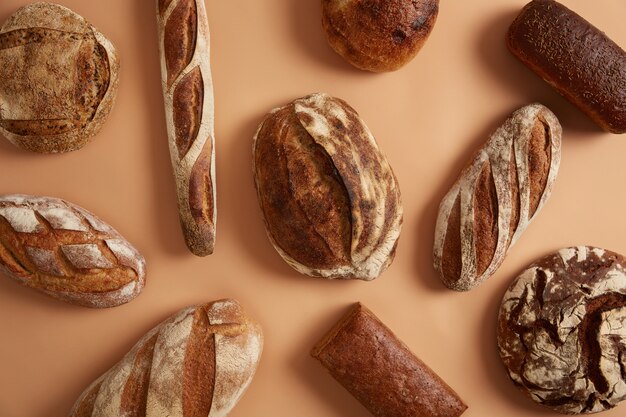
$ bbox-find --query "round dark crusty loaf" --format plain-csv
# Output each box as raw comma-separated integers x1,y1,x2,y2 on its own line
253,93,402,280
322,0,439,72
0,2,120,153
507,0,626,134
498,246,626,414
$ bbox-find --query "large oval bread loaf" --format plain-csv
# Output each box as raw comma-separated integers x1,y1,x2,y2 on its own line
156,0,216,256
253,93,403,281
0,194,145,308
433,104,561,291
69,299,263,417
0,2,119,153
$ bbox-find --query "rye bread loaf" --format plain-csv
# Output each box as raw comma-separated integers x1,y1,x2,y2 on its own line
0,2,119,153
498,246,626,414
312,303,468,417
157,0,216,256
0,194,145,308
434,104,561,291
322,0,439,72
507,0,626,134
69,299,263,417
253,93,402,280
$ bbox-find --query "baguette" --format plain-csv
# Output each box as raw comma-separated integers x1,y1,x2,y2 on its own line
507,0,626,134
0,194,145,308
69,299,263,416
433,104,561,291
156,0,216,256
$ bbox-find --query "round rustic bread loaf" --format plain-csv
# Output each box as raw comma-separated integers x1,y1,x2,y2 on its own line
498,246,626,414
322,0,439,72
0,2,120,153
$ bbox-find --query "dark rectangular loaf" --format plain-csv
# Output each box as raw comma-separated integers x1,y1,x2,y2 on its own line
311,303,467,417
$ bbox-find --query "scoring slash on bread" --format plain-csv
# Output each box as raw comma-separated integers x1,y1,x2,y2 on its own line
69,299,263,417
507,0,626,134
434,104,561,291
0,2,120,153
0,194,145,308
312,303,467,417
156,0,216,256
498,246,626,414
253,93,402,280
322,0,439,72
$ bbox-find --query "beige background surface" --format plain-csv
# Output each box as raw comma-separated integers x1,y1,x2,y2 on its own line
0,0,625,416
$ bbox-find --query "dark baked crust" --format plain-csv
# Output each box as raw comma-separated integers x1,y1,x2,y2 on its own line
322,0,439,72
434,104,561,291
312,303,468,417
498,246,626,414
507,0,626,134
0,3,119,153
252,93,403,280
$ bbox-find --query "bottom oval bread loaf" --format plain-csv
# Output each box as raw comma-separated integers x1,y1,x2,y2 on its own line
498,246,626,414
311,303,467,417
69,299,263,417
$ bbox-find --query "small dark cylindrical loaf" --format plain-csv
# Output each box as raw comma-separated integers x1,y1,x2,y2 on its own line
0,194,145,308
69,299,263,417
253,93,402,281
0,2,120,153
507,0,626,134
156,0,216,256
498,246,626,414
434,104,561,291
322,0,439,72
312,303,468,417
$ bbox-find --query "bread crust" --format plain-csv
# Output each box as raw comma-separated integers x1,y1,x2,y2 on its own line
0,194,145,308
157,0,216,256
69,299,263,416
0,2,120,153
507,0,626,134
434,104,561,291
253,93,402,280
312,303,467,417
322,0,439,72
498,246,626,414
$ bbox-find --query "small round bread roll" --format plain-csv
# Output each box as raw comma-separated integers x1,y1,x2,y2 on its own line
0,2,120,153
322,0,439,72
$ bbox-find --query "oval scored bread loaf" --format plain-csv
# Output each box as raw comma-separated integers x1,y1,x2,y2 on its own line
69,299,263,417
0,2,119,153
433,104,561,291
156,0,216,256
253,93,403,280
0,194,145,308
507,0,626,134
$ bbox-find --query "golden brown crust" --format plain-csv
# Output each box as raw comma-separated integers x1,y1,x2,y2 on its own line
0,3,119,153
322,0,439,72
312,303,468,417
157,0,216,256
434,104,561,291
0,194,145,308
507,0,626,134
69,300,263,417
253,93,403,280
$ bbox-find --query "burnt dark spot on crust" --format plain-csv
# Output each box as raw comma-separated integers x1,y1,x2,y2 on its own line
392,29,406,43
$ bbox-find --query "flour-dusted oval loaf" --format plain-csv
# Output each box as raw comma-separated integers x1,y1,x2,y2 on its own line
498,246,626,414
253,93,402,280
0,2,120,153
69,299,263,417
322,0,439,72
0,195,145,308
157,0,216,256
507,0,626,134
434,104,561,291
